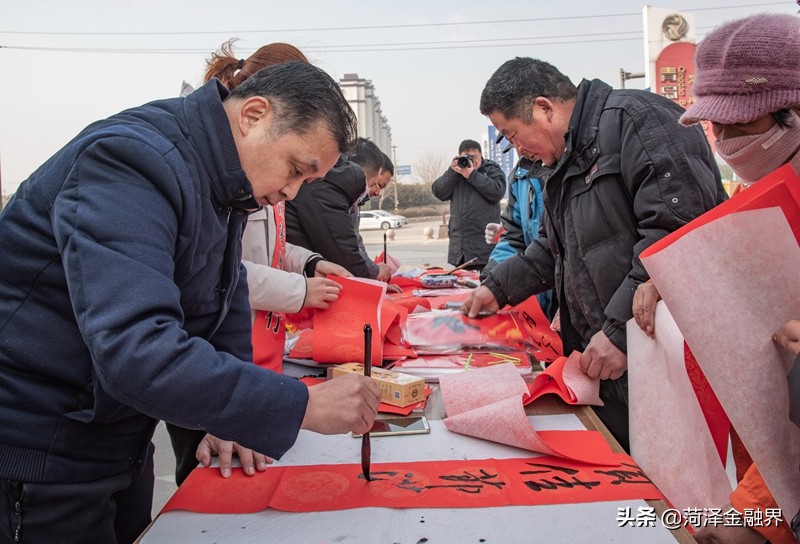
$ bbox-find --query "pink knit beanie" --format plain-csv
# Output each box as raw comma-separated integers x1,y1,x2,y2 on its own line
680,13,800,126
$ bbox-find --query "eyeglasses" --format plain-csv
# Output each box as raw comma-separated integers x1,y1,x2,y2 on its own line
496,132,516,146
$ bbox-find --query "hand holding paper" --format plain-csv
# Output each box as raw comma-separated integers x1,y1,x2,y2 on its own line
525,352,604,407
773,319,800,358
313,260,352,278
579,330,627,381
640,165,800,526
462,285,500,319
302,277,342,309
632,280,661,337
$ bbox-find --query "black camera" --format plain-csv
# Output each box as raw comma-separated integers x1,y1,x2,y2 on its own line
457,155,473,168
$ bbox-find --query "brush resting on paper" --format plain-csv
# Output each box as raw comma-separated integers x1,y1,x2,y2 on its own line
362,323,372,481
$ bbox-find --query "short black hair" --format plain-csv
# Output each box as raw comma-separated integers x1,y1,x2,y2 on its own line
381,153,394,176
228,61,358,154
480,57,577,122
458,139,481,154
349,137,385,175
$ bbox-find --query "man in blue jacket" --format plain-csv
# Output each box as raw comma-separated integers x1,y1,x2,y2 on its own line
0,61,381,543
481,152,556,320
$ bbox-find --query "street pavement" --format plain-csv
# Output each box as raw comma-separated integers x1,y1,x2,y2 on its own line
151,218,451,517
360,218,451,268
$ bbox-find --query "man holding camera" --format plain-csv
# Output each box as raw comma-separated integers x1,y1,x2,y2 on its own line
432,139,506,270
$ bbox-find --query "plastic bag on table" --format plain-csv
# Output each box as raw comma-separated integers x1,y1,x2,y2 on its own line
403,309,535,354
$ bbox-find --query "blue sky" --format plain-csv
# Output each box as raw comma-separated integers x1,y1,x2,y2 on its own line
1,0,796,197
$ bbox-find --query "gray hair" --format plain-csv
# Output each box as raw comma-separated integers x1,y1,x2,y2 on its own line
480,57,577,122
229,61,358,153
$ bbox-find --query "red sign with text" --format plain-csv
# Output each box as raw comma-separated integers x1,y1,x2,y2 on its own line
655,41,715,152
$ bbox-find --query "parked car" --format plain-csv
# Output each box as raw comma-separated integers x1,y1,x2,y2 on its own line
359,210,408,230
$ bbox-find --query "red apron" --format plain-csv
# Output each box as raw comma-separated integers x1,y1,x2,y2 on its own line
251,203,287,373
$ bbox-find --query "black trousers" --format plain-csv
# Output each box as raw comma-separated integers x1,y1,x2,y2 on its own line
165,423,206,487
0,446,154,544
558,300,630,453
592,375,630,453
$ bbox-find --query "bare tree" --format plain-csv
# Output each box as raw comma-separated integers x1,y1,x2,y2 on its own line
412,152,449,185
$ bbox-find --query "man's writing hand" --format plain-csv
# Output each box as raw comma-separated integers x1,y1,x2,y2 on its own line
301,373,381,436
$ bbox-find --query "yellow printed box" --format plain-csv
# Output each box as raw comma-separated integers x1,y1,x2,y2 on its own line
330,363,425,408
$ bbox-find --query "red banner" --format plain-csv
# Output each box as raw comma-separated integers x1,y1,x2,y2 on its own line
163,454,663,515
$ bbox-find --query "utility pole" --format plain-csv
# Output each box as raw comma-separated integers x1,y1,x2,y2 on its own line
391,145,399,213
619,68,645,89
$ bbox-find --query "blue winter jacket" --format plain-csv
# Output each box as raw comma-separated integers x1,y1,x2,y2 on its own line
0,80,309,483
485,159,543,269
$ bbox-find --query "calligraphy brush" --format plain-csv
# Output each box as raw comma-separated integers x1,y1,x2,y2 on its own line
450,257,477,273
383,232,388,264
362,324,372,482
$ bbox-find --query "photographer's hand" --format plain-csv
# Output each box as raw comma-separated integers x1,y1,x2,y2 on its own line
450,156,474,180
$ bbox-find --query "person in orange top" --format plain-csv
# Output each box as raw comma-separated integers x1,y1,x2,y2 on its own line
632,13,800,544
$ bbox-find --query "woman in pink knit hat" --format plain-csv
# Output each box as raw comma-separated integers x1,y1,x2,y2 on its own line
632,12,800,544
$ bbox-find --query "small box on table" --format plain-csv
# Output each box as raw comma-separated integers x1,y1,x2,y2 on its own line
330,363,425,408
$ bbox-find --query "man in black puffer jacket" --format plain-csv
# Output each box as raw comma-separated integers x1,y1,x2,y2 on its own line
464,57,727,451
285,137,390,280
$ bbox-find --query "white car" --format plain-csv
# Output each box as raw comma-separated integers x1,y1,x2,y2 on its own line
359,210,408,230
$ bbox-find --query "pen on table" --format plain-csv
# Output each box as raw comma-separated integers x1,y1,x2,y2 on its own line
362,324,372,482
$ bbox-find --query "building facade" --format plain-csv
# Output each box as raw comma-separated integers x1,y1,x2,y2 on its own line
338,73,393,156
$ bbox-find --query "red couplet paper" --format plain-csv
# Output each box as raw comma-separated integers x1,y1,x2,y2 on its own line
641,164,800,259
439,364,617,465
380,298,406,347
162,454,663,515
312,276,386,364
524,351,603,407
683,343,729,466
639,164,800,522
287,329,313,359
511,295,563,363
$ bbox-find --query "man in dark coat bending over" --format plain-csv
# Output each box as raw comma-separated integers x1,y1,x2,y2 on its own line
0,61,380,543
463,57,727,451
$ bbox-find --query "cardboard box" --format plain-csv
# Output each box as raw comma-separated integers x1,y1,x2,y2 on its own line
330,363,425,408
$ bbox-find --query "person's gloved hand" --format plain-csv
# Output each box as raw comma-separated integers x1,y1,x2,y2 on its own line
485,223,504,245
